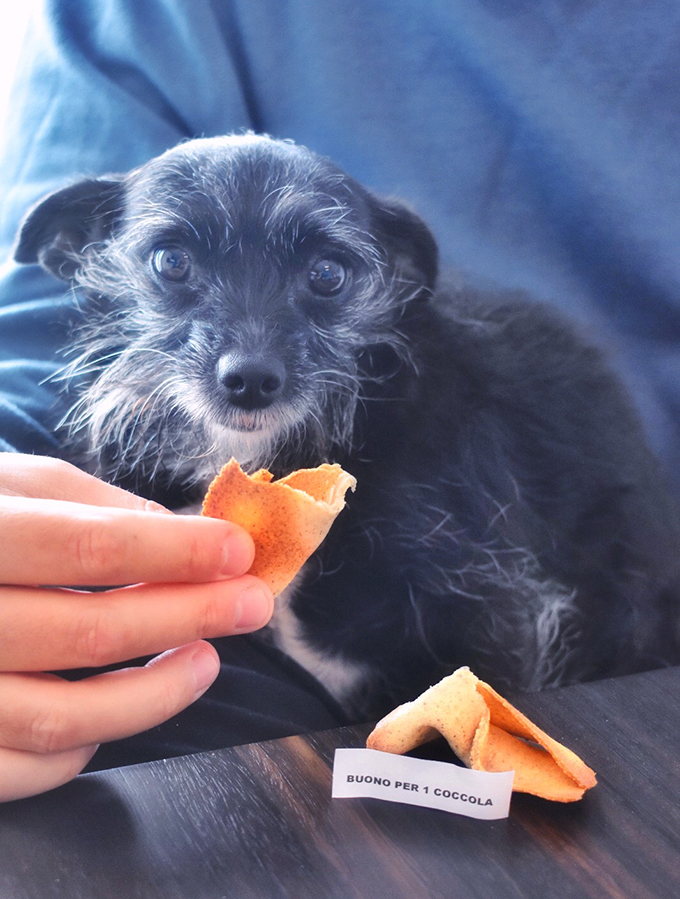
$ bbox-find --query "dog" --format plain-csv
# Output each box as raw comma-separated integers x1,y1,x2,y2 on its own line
14,133,680,716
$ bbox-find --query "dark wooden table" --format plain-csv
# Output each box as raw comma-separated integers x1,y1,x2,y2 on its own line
1,667,678,899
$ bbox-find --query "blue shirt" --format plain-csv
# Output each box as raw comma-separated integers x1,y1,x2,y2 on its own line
2,0,680,483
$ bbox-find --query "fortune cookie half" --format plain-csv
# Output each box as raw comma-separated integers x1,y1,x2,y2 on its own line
367,667,597,802
202,458,356,595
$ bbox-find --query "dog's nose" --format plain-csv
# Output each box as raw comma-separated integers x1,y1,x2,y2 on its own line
216,353,286,410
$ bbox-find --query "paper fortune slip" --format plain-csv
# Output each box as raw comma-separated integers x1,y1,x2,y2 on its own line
332,748,514,820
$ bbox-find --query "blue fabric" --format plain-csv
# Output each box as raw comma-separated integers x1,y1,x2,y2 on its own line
2,0,680,481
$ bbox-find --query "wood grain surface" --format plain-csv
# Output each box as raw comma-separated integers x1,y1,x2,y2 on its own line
0,667,678,899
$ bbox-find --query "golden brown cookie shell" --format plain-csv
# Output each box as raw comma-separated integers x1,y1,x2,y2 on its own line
202,458,356,595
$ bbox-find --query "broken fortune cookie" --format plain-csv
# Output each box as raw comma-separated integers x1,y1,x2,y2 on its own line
366,667,597,802
202,458,356,595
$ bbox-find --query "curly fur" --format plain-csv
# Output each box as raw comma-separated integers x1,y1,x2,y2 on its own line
15,134,680,715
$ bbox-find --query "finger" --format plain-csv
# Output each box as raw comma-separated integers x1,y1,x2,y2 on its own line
0,642,220,754
0,577,273,671
0,495,255,585
0,453,169,511
0,744,98,803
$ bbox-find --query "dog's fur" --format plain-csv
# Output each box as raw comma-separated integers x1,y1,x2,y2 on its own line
15,134,680,715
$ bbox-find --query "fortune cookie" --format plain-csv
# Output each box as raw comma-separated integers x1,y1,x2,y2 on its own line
202,458,356,595
367,667,597,802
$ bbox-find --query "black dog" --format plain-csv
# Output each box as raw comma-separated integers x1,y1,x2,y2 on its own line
14,134,680,715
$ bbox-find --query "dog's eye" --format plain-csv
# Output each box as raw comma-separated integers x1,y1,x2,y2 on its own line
308,259,347,296
152,246,192,282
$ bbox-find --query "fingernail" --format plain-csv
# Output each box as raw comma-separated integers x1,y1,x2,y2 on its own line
234,585,273,632
191,647,220,697
220,530,255,576
144,499,174,515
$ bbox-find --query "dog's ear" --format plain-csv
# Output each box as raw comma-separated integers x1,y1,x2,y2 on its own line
369,196,439,298
14,177,125,280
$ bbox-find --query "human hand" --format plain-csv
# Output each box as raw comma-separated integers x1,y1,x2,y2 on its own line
0,454,273,802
